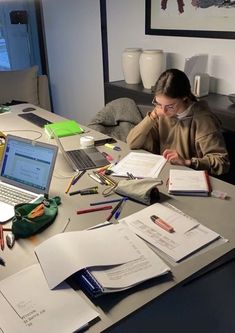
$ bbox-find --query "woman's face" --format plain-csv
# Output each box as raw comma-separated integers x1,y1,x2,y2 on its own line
152,94,186,117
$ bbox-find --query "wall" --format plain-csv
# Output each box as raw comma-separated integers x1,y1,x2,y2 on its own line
41,0,104,124
41,0,235,124
106,0,235,95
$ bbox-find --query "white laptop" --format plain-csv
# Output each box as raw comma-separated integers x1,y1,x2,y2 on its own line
0,135,58,223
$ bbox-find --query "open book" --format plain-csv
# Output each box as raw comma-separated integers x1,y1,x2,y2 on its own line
168,169,211,196
110,151,166,178
119,203,222,262
35,225,170,296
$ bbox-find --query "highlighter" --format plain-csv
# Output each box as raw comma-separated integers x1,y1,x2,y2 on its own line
104,143,121,151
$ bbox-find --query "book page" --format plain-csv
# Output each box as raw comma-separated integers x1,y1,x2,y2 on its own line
119,203,221,262
111,152,166,178
35,226,142,289
169,169,209,192
0,264,98,333
89,227,170,290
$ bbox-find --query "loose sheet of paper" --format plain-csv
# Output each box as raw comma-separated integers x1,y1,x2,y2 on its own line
35,226,142,289
0,264,99,333
111,152,166,178
119,203,221,262
89,225,170,290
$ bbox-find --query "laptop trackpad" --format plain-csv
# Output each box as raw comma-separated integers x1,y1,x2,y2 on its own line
89,150,108,166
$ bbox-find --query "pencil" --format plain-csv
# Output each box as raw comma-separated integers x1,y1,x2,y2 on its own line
77,205,112,215
0,225,4,251
65,174,76,194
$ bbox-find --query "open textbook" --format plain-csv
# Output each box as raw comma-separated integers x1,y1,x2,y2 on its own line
35,225,170,295
111,151,166,178
168,169,211,196
119,203,223,262
0,264,99,333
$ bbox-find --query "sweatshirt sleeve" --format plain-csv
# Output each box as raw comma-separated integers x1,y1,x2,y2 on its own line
191,122,230,176
126,113,160,154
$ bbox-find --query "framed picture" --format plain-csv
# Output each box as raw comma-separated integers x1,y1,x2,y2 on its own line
145,0,235,39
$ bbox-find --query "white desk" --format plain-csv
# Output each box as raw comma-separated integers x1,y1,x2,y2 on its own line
1,104,235,332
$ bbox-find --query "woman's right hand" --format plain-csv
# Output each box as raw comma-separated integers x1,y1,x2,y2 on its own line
150,107,158,121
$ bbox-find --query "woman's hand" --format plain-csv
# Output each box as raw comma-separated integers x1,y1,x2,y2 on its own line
163,149,191,166
149,107,159,121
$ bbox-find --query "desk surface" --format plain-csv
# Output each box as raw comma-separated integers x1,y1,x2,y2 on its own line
1,104,235,333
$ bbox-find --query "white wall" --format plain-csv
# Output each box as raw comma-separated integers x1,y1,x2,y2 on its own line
107,0,235,95
41,0,104,124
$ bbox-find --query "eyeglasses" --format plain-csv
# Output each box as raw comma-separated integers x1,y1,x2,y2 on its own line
152,98,177,113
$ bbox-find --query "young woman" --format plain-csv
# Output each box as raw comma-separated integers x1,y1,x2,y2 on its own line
127,68,230,176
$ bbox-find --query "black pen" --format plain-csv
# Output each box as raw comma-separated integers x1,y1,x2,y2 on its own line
0,256,5,266
106,198,125,221
72,170,86,185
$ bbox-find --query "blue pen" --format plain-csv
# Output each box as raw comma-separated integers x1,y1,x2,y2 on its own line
114,198,128,219
90,198,122,206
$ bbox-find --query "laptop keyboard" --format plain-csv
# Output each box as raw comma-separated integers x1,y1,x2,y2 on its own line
18,113,52,128
68,149,96,170
0,183,37,206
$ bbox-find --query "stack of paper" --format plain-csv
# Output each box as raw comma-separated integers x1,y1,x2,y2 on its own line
0,264,99,333
119,203,222,262
35,225,170,295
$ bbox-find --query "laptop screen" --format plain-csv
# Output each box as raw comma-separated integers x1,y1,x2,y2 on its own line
0,135,58,194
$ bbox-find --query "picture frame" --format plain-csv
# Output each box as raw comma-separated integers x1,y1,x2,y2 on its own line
145,0,235,39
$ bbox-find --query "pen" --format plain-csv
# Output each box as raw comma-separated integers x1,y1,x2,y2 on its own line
150,215,175,233
77,205,112,215
0,256,5,266
127,172,135,179
0,225,4,250
65,174,76,194
88,173,103,184
90,198,122,206
114,198,128,219
80,188,98,195
72,170,86,185
62,218,71,233
104,143,121,151
106,199,125,221
69,186,98,196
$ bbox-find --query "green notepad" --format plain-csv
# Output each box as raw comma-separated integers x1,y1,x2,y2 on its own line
44,120,84,138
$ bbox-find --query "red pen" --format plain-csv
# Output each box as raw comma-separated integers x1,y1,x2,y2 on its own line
150,215,175,233
77,205,112,215
0,225,4,250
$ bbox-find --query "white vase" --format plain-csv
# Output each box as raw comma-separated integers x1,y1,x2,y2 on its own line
122,48,142,84
139,49,165,89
